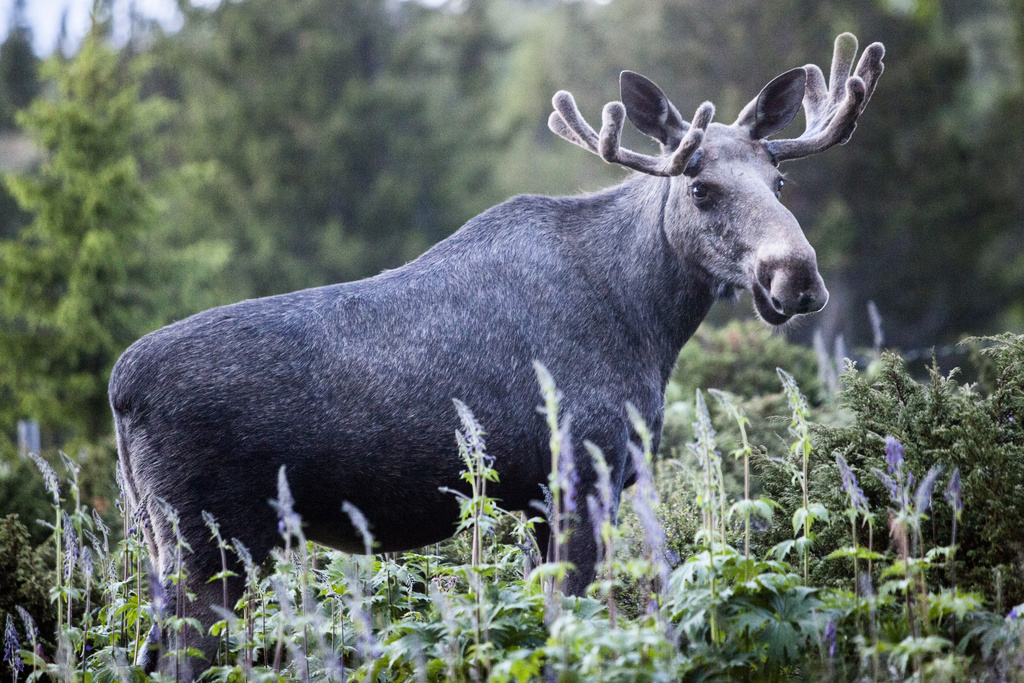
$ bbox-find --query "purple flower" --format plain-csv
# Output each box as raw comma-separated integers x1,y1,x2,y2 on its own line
201,510,221,538
3,614,22,673
273,466,302,539
556,417,577,514
586,494,605,548
836,454,869,513
127,506,148,538
84,530,103,564
63,512,78,582
342,501,374,556
453,399,487,458
871,468,898,503
14,607,36,643
232,538,255,576
80,546,94,579
628,443,669,591
945,468,962,517
915,466,943,516
585,442,614,529
885,436,904,475
28,452,60,505
824,618,837,659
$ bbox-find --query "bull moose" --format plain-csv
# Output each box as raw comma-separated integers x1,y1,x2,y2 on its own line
110,33,884,676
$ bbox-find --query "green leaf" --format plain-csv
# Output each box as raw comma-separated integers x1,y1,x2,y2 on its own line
207,570,239,582
807,503,830,523
826,546,885,561
770,540,796,561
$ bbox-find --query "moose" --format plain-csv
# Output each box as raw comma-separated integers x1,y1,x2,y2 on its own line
110,33,883,676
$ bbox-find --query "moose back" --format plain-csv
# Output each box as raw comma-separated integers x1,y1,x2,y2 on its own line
109,33,883,676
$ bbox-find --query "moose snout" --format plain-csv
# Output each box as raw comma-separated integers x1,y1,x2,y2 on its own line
755,252,829,318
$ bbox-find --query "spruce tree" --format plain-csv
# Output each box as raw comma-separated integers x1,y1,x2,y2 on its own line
0,29,166,443
0,0,40,243
0,0,38,131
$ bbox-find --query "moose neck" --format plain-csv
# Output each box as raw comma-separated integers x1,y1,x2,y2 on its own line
562,173,717,386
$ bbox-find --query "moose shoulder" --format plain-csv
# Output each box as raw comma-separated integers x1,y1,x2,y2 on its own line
110,33,883,677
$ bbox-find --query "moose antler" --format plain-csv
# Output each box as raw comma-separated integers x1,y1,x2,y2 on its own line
548,90,714,177
766,33,885,162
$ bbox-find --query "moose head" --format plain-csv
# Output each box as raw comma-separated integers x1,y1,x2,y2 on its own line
548,33,884,325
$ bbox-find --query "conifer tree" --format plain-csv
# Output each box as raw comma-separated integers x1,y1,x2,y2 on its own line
0,0,40,244
0,28,167,442
157,0,505,300
0,0,38,131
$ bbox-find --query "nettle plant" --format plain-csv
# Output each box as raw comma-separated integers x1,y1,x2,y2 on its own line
9,346,1024,682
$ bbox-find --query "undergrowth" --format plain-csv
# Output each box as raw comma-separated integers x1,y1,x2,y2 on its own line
4,333,1024,681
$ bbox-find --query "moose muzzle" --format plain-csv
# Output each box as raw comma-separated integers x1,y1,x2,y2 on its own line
752,249,829,325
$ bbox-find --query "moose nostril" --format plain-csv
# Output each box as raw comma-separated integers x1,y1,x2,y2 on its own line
797,292,812,311
770,295,784,313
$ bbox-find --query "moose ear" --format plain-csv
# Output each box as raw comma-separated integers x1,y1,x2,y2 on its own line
735,67,807,140
620,70,688,149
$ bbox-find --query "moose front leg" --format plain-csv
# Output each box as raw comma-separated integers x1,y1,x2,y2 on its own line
528,494,601,595
563,500,601,595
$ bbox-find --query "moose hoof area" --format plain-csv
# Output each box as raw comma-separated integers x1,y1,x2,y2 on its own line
135,625,160,674
752,281,793,326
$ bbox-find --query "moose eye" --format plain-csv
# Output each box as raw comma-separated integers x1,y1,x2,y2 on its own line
690,182,711,206
774,178,784,199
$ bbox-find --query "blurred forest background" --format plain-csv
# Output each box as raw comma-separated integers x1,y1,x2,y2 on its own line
0,0,1022,462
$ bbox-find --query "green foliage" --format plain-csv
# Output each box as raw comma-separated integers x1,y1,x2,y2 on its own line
153,0,507,301
0,0,39,132
0,31,167,441
671,322,822,405
0,457,52,547
9,339,1024,681
0,25,226,451
0,514,52,646
2,0,1024,677
661,322,828,509
757,335,1024,609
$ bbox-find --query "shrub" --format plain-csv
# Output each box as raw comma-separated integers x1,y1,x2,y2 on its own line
0,457,53,546
671,321,822,404
759,335,1024,606
0,514,53,649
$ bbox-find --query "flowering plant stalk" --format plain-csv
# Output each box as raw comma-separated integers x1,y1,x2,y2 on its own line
709,389,773,582
585,441,619,628
779,369,828,585
4,614,22,683
945,468,963,640
29,453,65,632
832,454,876,603
687,391,723,639
534,361,574,582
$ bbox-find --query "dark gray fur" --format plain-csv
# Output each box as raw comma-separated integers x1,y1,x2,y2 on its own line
110,34,882,678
